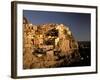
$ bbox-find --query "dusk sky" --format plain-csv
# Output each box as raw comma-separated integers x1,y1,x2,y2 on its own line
23,10,91,41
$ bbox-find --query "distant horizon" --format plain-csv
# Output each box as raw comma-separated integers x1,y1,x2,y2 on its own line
23,10,91,41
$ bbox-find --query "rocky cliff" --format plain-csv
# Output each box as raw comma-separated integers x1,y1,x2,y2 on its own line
23,18,80,69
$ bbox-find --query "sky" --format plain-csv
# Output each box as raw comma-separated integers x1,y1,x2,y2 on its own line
23,10,91,41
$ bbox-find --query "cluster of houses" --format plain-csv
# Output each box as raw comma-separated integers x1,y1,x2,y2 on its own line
23,17,80,69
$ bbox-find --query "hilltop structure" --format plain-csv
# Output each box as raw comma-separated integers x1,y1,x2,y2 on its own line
23,17,80,69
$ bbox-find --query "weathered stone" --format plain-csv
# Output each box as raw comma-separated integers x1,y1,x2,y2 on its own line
23,17,80,69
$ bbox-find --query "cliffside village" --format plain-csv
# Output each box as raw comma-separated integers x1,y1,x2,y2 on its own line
23,17,80,69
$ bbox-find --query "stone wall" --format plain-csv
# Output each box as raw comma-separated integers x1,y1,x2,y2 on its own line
23,22,80,69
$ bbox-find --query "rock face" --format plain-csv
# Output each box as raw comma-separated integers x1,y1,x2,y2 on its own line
23,17,80,69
